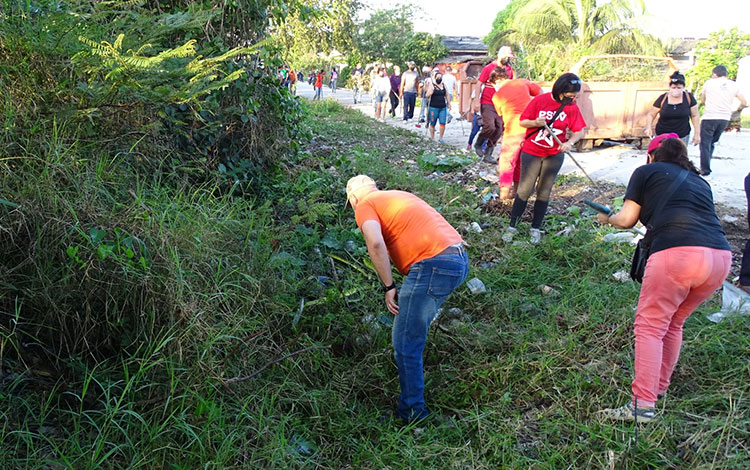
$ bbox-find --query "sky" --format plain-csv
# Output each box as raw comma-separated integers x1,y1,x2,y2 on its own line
360,0,750,40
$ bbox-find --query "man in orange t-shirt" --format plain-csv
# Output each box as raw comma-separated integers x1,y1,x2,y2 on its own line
492,78,543,199
345,175,469,424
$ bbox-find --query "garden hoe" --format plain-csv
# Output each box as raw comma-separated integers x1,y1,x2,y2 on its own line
542,122,599,189
583,199,646,236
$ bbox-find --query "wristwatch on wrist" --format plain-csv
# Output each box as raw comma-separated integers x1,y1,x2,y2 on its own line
382,282,397,292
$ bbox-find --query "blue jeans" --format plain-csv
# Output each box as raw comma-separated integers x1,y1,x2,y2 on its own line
468,113,484,147
313,86,322,100
699,119,728,173
428,106,447,127
418,95,429,121
392,247,469,422
403,92,417,120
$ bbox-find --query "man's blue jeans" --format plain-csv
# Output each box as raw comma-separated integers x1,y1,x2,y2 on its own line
418,95,429,121
699,119,728,174
403,92,417,120
392,247,469,422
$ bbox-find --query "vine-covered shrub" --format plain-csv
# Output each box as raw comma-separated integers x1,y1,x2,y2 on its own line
0,0,305,363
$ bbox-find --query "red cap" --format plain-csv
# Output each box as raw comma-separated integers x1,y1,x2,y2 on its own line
647,133,679,155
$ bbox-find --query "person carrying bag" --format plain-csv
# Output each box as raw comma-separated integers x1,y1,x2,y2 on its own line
595,135,730,424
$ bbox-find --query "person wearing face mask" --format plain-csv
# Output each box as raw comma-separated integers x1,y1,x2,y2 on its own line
496,46,515,79
425,71,451,142
502,73,587,244
472,47,514,162
472,66,508,162
399,62,419,121
644,71,700,147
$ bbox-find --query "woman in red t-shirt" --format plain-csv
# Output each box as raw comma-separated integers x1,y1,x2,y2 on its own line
502,73,587,244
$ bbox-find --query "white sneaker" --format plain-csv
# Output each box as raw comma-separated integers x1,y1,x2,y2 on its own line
530,228,543,244
501,226,517,243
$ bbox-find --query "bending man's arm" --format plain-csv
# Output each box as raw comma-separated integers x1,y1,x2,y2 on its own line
360,220,399,314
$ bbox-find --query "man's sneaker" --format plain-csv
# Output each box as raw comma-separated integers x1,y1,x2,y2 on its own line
529,228,543,244
447,113,453,124
438,139,445,144
419,117,425,123
501,226,517,243
600,403,657,423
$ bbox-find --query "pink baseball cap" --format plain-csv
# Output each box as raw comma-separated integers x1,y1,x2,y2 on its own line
647,133,679,155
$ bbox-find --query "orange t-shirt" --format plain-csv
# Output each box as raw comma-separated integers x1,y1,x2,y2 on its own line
354,190,463,274
492,79,543,135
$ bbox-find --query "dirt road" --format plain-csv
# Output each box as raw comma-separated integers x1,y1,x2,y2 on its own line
296,82,750,211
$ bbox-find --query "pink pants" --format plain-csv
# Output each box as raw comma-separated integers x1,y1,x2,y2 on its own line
497,132,525,189
632,246,730,407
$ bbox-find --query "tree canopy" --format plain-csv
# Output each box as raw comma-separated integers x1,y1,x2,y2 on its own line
271,0,362,69
686,28,750,92
355,6,448,69
486,0,664,80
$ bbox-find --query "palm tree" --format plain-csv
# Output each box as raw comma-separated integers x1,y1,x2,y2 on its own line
506,0,663,78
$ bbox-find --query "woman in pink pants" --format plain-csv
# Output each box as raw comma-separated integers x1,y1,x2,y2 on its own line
596,136,731,423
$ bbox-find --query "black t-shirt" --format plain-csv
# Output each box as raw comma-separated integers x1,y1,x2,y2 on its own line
429,86,447,108
653,91,697,138
625,162,730,254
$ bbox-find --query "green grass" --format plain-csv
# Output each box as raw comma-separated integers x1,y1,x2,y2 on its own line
1,100,748,469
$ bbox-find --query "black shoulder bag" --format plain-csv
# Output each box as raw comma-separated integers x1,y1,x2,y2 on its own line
630,169,689,282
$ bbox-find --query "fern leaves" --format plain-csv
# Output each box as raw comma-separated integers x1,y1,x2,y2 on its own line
74,33,265,105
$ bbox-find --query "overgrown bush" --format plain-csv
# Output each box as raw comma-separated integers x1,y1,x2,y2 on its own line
0,0,307,365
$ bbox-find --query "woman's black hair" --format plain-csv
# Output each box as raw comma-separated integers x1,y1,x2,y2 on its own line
487,66,508,84
669,71,686,86
651,138,699,173
552,73,582,103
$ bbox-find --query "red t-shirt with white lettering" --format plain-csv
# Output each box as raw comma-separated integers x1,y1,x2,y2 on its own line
520,93,586,157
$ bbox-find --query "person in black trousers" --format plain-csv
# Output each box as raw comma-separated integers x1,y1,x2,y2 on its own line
741,172,750,294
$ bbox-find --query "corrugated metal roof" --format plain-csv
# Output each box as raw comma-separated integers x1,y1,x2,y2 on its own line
441,36,489,53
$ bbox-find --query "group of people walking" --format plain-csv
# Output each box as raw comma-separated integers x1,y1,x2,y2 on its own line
342,47,746,428
645,66,747,175
349,61,459,141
